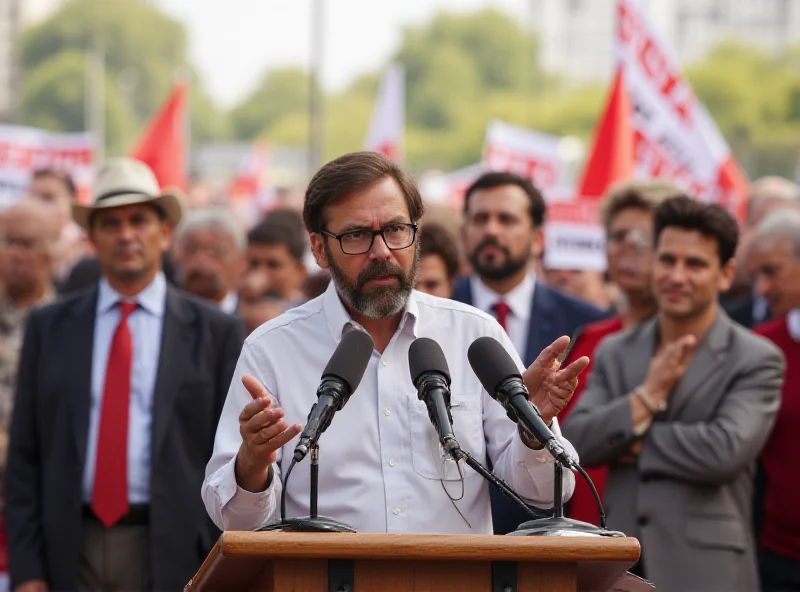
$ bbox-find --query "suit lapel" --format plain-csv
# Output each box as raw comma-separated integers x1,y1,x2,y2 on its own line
70,289,98,463
524,283,555,365
666,312,730,418
151,288,195,459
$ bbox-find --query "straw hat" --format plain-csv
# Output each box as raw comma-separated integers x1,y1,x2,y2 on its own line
72,157,184,231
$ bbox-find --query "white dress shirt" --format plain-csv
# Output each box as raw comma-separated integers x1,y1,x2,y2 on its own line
219,291,239,315
788,309,800,342
470,273,535,358
83,273,166,504
202,281,576,534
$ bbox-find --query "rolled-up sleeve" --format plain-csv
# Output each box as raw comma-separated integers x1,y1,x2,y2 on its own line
202,340,283,530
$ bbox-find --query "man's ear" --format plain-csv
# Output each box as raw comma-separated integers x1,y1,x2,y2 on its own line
309,233,330,270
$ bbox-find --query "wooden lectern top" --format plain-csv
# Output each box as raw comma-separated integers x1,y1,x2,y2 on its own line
187,532,641,592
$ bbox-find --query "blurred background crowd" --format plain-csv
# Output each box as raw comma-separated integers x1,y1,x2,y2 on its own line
0,0,800,591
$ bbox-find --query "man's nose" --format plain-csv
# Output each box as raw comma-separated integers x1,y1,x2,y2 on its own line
369,233,392,260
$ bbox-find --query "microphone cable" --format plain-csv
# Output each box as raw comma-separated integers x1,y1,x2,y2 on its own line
280,458,297,521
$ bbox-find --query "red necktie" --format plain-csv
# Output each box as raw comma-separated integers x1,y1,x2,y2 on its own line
493,301,511,333
92,301,136,527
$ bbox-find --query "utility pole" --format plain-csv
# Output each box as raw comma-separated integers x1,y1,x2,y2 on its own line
308,0,324,177
84,41,105,161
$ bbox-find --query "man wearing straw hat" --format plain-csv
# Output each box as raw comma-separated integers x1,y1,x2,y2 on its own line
5,158,245,592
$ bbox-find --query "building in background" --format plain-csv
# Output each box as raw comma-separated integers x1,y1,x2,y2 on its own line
533,0,800,83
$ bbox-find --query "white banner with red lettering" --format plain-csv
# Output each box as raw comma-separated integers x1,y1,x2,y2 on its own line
482,119,573,201
544,202,606,271
616,0,748,218
0,125,94,208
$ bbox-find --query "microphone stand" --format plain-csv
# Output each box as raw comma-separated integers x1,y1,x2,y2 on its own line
258,443,357,533
509,461,625,537
455,449,551,521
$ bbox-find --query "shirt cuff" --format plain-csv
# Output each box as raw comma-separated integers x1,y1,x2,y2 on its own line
214,456,276,528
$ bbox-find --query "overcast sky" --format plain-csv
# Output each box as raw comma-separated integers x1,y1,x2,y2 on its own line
157,0,529,108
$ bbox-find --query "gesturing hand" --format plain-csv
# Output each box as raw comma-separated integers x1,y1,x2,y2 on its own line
642,334,697,405
522,335,590,426
234,374,302,493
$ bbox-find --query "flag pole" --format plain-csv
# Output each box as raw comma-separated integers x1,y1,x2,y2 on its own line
84,41,105,161
308,0,324,177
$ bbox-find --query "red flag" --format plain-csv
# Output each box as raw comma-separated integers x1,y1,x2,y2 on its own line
131,83,187,190
576,67,635,201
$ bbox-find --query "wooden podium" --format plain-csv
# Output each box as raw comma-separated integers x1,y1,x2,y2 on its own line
186,532,641,592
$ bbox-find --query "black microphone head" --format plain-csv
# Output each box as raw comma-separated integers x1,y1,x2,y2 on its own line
321,329,374,394
468,336,522,396
408,337,451,388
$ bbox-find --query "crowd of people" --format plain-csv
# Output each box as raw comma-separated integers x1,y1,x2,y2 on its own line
0,152,798,592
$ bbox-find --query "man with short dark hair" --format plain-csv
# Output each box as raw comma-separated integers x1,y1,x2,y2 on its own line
6,158,244,592
244,209,308,303
562,196,785,592
416,222,460,298
452,171,607,534
203,152,589,535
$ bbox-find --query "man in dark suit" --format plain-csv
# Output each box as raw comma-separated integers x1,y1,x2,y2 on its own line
452,171,606,534
5,158,244,592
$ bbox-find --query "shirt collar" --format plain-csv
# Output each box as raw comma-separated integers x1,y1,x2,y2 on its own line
97,272,167,317
219,291,238,315
787,309,800,342
322,279,419,343
471,272,535,320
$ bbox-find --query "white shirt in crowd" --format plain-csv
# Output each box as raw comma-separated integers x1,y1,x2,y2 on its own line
470,273,535,358
202,282,576,534
788,308,800,342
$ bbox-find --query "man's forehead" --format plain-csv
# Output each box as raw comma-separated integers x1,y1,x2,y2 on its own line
657,227,717,254
467,185,528,212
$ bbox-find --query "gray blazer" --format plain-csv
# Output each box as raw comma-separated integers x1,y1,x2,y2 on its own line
562,310,785,592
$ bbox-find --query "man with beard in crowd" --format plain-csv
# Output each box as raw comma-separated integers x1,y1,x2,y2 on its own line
172,208,247,314
202,152,590,535
451,171,607,534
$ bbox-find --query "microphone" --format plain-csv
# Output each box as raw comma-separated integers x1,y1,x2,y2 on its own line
467,336,573,467
293,329,374,461
408,338,461,457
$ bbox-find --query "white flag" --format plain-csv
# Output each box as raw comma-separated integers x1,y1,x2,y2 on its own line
364,63,404,161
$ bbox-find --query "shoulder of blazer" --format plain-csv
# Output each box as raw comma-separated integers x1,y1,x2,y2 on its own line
451,276,473,304
30,285,97,327
165,285,242,332
533,282,609,324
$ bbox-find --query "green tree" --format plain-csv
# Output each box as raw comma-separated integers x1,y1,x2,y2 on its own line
18,0,226,151
686,42,800,178
18,51,137,155
230,69,309,140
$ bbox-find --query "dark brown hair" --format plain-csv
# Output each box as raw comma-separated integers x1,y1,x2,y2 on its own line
303,152,424,234
32,167,77,199
463,171,546,228
600,178,682,230
248,208,307,261
419,222,460,279
653,195,740,265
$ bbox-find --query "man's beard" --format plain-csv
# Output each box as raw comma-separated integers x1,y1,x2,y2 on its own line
468,237,530,281
325,244,419,319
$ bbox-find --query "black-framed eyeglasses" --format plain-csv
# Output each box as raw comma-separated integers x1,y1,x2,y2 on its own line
321,222,418,255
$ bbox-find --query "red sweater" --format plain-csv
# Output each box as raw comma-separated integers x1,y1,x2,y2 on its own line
755,317,800,560
562,316,624,525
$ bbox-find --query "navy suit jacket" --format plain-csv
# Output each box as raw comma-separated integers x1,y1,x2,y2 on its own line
451,276,608,534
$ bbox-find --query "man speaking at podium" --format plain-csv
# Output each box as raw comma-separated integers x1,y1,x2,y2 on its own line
202,152,588,535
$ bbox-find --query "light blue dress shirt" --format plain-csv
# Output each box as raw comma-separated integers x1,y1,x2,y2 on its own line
82,272,166,505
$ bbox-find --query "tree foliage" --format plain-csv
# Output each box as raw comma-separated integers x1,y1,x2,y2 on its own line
18,0,226,153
